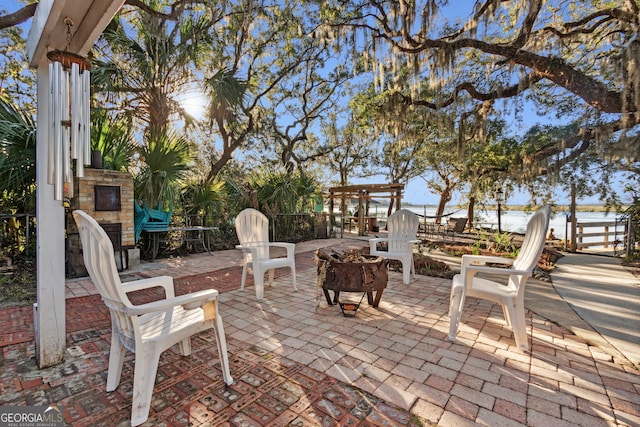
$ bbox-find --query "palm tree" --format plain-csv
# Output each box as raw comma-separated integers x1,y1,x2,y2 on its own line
134,131,195,211
249,168,318,216
91,109,136,172
92,4,224,210
92,4,220,136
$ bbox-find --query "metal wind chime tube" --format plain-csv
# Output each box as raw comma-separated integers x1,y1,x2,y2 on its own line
46,48,91,201
83,69,91,166
47,62,55,187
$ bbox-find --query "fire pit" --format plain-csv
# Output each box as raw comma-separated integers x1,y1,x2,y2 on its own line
316,248,388,316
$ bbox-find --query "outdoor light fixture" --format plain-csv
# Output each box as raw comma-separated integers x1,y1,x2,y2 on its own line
46,17,91,201
495,187,504,233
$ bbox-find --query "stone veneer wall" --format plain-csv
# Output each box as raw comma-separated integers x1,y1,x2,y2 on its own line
67,168,136,276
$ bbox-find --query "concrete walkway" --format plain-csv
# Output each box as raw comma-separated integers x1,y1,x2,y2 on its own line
546,253,640,369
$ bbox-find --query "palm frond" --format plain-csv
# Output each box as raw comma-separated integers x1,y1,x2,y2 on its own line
0,97,36,204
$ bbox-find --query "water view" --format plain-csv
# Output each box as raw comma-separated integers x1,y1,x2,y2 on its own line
401,205,628,246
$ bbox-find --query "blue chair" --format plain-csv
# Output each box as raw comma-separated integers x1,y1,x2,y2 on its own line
134,202,173,243
134,202,147,243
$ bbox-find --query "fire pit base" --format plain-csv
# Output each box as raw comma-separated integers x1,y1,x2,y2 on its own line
316,249,388,313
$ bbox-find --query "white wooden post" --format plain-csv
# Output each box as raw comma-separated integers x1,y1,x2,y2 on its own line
34,62,66,368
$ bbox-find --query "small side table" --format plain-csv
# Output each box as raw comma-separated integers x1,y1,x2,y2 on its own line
143,226,217,260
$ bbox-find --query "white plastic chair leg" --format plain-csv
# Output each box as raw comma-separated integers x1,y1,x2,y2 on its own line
267,268,275,286
502,305,513,327
508,303,529,351
402,262,411,284
240,264,248,291
213,312,234,385
448,289,465,341
106,336,126,391
130,350,161,426
178,337,192,356
291,265,297,291
254,268,265,300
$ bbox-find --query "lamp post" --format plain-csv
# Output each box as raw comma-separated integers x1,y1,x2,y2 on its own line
495,188,504,233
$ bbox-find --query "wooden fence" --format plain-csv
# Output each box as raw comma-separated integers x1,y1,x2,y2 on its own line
573,219,627,251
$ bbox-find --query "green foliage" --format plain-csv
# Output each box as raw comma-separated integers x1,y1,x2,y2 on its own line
94,2,219,135
91,109,136,172
319,108,375,186
472,236,483,256
351,85,433,184
134,131,195,210
248,168,319,216
492,231,518,256
0,22,35,110
180,178,226,218
0,96,36,213
0,265,36,307
205,68,247,127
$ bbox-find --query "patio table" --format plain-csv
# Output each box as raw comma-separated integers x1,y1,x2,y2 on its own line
143,226,218,260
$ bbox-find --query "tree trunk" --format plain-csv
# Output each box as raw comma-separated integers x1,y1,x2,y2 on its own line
435,188,452,225
466,196,476,230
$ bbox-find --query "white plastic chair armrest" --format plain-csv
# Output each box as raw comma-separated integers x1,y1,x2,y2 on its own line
369,238,387,244
464,264,531,277
463,264,532,291
125,289,219,316
269,242,294,248
268,242,296,257
235,243,266,260
369,238,388,251
121,276,176,298
236,242,270,251
408,239,422,244
461,254,514,269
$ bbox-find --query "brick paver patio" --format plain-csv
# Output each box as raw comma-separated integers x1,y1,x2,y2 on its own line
1,238,639,426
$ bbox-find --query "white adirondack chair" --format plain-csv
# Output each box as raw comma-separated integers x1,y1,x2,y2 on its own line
234,208,297,300
369,208,421,284
72,210,233,426
448,205,551,351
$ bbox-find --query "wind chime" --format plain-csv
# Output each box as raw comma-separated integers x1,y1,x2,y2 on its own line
47,17,91,201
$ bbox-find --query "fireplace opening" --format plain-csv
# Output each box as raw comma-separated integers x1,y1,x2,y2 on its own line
99,222,124,271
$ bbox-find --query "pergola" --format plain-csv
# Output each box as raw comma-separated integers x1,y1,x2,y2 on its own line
27,0,126,367
326,183,405,236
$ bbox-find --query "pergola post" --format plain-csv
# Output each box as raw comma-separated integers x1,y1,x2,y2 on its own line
26,0,127,368
33,62,66,368
358,189,366,236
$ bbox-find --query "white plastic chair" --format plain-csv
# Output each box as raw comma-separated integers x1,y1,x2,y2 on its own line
234,208,297,300
369,208,421,284
72,210,233,426
448,205,551,351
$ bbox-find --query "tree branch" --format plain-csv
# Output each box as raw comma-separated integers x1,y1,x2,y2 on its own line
398,71,544,109
0,3,37,30
522,114,640,174
0,0,197,31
